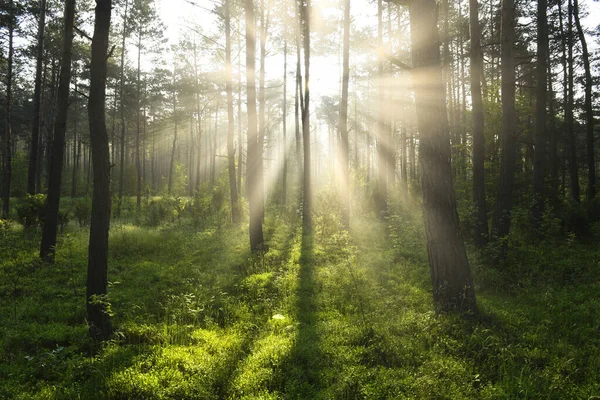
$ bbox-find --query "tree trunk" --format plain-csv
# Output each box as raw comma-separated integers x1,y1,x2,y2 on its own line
87,0,113,341
409,0,476,313
117,0,129,217
168,76,178,195
301,0,312,230
491,0,517,247
573,0,595,203
532,0,548,224
282,33,288,206
566,0,579,203
340,0,350,226
225,0,239,223
246,0,264,251
469,0,488,245
1,0,14,218
40,0,76,263
27,0,47,195
136,25,142,209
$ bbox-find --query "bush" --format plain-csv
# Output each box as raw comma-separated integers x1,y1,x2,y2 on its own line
16,194,46,228
73,198,92,227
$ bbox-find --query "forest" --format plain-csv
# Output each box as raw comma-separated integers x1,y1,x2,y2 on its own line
0,0,599,398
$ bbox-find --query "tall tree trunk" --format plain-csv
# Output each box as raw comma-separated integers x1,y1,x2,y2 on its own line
40,0,76,263
27,0,47,195
339,0,350,226
1,0,14,218
246,0,264,250
136,25,142,209
376,0,388,213
225,0,239,223
409,0,476,313
532,0,548,224
573,0,595,203
117,0,129,217
491,0,517,247
566,0,579,202
237,19,244,196
71,80,79,199
282,33,288,206
469,0,488,245
301,0,312,230
168,76,178,195
258,0,269,221
87,0,113,341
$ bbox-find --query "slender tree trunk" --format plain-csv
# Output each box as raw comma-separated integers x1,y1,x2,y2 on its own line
376,0,388,213
168,77,178,195
136,26,142,209
1,0,14,218
573,0,595,203
87,0,113,341
566,0,579,202
409,0,476,313
532,0,548,224
301,0,312,230
27,0,47,195
237,19,244,196
41,0,76,262
491,0,517,247
246,0,264,250
71,81,79,198
225,0,239,223
282,33,288,206
258,0,269,221
340,0,350,226
117,0,129,217
469,0,488,245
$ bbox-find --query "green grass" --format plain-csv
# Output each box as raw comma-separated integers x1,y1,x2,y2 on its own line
0,191,599,399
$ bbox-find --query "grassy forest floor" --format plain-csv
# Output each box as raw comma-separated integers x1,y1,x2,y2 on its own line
0,187,599,399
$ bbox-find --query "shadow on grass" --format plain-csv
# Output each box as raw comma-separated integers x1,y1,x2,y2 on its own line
284,231,325,398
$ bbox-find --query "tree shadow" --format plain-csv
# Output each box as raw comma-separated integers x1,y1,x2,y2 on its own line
284,231,325,398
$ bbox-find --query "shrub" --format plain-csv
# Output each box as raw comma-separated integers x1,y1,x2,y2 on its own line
16,194,46,228
73,198,92,227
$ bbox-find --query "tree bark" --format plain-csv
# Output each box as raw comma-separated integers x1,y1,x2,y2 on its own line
469,0,488,245
301,0,312,230
340,0,350,227
491,0,517,246
27,0,47,195
532,0,548,224
40,0,76,263
1,0,14,218
225,0,239,223
409,0,476,313
87,0,113,341
246,0,264,251
566,0,579,203
117,0,129,217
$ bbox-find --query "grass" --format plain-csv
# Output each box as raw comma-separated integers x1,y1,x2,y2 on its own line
0,188,599,399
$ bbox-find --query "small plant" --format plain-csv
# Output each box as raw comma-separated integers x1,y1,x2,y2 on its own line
15,194,46,228
73,198,92,227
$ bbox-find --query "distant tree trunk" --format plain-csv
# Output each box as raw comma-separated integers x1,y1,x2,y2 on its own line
136,25,142,210
469,0,488,246
1,0,14,218
532,0,548,224
409,0,476,313
27,0,47,195
168,76,178,195
117,0,129,217
71,81,79,199
237,20,244,196
301,0,312,230
548,52,558,209
40,0,76,263
376,0,388,213
282,34,288,206
491,0,517,246
225,0,239,223
339,0,350,227
246,0,264,250
211,103,218,186
573,0,595,203
294,13,303,175
87,0,113,341
566,0,579,203
258,0,269,221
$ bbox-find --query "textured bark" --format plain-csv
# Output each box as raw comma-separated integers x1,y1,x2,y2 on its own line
301,0,312,230
27,0,47,195
116,0,129,217
40,0,76,263
573,0,595,202
409,0,476,313
491,0,517,245
566,0,579,202
532,0,548,224
246,0,264,251
225,0,239,223
136,24,142,209
339,0,350,227
282,33,288,206
1,0,14,218
469,0,488,246
87,0,113,341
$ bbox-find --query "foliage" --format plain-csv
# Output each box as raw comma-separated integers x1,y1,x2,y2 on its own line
15,194,47,228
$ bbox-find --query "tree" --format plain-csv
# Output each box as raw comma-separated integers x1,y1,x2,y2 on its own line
532,0,548,224
27,0,47,196
300,0,311,231
339,0,350,227
469,0,488,246
1,0,15,218
246,0,264,251
225,0,239,223
491,0,517,248
87,0,113,340
405,0,477,312
116,0,129,217
40,0,76,263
